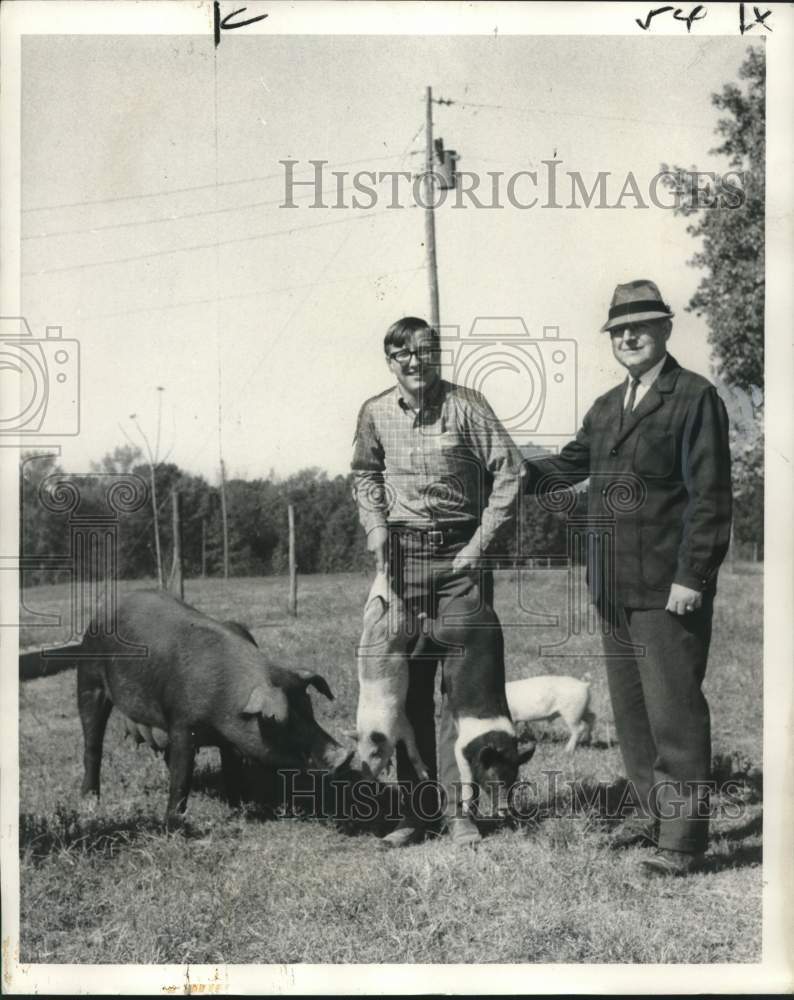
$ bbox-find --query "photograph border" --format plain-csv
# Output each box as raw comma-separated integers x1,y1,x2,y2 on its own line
1,2,792,994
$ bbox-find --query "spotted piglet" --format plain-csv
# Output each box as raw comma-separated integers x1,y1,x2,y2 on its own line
439,608,536,818
354,570,427,781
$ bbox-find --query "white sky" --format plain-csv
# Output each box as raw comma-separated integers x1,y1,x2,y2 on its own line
19,33,760,480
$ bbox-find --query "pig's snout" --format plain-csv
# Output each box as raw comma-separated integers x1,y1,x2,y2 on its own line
478,783,511,820
306,729,356,774
494,786,511,817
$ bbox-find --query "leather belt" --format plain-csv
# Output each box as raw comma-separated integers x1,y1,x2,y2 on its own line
388,521,476,548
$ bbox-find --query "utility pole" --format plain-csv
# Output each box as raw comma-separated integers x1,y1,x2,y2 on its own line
287,502,298,617
424,85,441,332
217,342,230,579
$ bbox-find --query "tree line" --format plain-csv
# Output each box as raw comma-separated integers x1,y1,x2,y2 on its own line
21,447,369,583
20,432,762,587
19,444,577,584
19,443,581,584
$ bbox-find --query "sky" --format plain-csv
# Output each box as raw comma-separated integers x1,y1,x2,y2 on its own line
18,32,761,481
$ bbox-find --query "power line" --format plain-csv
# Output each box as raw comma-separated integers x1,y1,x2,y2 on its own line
452,99,716,132
79,265,424,321
232,223,361,404
22,207,399,277
22,167,429,242
21,182,382,241
174,224,360,473
174,92,431,478
21,152,407,214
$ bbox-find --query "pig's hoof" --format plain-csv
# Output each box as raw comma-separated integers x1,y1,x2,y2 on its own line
445,816,482,847
378,824,425,849
80,792,100,815
164,814,187,834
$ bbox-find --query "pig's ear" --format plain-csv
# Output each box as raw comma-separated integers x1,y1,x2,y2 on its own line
295,670,335,701
517,744,536,766
331,747,356,772
240,684,288,722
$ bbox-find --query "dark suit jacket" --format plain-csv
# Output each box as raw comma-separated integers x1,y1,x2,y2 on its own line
525,354,732,609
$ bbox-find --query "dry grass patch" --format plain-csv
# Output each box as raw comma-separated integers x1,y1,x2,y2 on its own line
18,569,762,964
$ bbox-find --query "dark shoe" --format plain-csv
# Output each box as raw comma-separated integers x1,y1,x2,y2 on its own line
641,848,704,878
446,815,482,846
608,820,658,851
378,823,424,849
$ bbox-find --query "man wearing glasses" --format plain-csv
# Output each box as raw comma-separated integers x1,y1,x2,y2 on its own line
523,280,732,877
352,316,526,847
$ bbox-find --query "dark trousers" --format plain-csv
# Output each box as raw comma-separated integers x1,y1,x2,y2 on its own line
388,528,503,824
600,599,714,853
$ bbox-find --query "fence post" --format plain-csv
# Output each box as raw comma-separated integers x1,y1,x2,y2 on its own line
201,517,207,578
219,459,230,580
287,503,298,617
168,488,184,600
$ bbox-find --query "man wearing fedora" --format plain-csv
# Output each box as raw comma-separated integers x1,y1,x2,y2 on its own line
523,279,732,876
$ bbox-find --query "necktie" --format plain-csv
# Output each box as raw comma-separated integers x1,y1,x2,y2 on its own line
621,377,641,428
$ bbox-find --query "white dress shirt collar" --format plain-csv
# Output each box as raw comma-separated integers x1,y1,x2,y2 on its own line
624,353,668,409
636,353,667,387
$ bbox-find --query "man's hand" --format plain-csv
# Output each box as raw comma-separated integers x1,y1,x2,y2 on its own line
666,583,703,616
452,543,481,574
367,525,389,573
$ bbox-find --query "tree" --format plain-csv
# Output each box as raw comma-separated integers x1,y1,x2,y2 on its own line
19,452,67,586
661,47,765,559
662,46,764,394
732,433,764,558
91,444,142,476
317,476,370,572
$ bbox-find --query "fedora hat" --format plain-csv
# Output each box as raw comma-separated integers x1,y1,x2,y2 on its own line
601,279,674,332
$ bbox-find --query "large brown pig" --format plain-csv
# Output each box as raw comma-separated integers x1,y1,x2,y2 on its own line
77,590,350,824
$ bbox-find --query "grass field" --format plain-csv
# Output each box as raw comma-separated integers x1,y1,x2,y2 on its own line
17,567,763,965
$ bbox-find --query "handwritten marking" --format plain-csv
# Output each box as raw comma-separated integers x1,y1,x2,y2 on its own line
636,2,773,33
213,2,269,47
739,3,773,33
636,5,707,32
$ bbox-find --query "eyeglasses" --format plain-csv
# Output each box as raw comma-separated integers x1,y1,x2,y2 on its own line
386,347,440,366
609,321,665,339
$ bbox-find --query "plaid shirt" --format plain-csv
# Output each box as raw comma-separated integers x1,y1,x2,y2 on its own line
352,379,525,554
